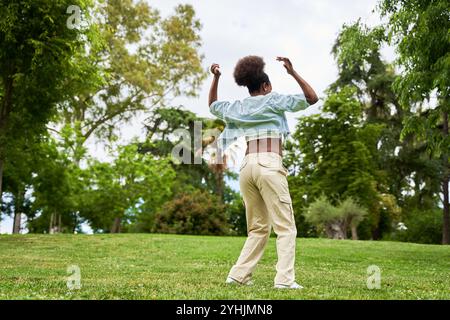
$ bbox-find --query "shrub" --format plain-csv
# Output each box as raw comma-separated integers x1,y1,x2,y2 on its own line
226,195,247,236
154,190,230,235
303,195,344,239
388,208,442,244
304,195,367,239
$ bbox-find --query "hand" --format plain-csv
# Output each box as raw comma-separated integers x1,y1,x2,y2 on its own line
276,57,295,75
210,63,221,77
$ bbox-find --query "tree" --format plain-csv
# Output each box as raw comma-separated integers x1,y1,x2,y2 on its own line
379,0,450,244
80,144,175,233
286,87,385,239
330,20,400,121
13,1,207,233
28,138,82,234
57,1,207,165
142,106,230,200
1,138,34,233
226,192,246,236
1,135,84,234
0,0,95,203
325,20,445,239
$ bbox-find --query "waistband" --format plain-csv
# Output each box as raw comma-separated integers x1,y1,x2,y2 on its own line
245,131,282,142
243,152,283,160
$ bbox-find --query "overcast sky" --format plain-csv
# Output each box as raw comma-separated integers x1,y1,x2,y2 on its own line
1,0,393,234
104,0,393,157
149,0,390,119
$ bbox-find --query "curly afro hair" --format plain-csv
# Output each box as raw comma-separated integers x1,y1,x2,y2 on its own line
233,55,270,93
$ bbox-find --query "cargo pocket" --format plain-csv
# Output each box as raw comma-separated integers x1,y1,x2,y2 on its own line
279,193,294,221
279,194,292,205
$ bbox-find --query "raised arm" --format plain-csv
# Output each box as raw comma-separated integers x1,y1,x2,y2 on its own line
276,57,319,105
208,63,221,107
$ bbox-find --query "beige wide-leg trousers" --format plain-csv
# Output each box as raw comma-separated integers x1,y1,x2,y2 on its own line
228,152,297,286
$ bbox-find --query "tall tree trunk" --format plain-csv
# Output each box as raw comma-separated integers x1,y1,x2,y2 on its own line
215,169,224,202
111,217,121,233
0,81,13,206
351,224,359,240
0,158,3,206
0,70,14,210
13,212,21,234
58,214,62,233
213,155,226,202
442,111,449,245
12,188,24,234
49,213,62,234
49,213,54,234
372,222,381,240
443,176,449,245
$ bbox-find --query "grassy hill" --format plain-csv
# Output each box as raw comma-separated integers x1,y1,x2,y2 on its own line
0,234,449,300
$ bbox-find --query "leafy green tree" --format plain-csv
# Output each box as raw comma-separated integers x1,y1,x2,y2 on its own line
330,20,399,121
80,144,175,233
322,20,444,240
286,87,384,239
29,136,88,234
226,192,246,236
1,135,84,234
1,138,34,233
57,1,207,165
329,21,419,234
379,0,450,244
390,208,443,245
142,106,231,200
11,1,207,233
0,0,95,202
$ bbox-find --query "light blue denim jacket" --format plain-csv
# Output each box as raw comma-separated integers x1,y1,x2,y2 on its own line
209,92,310,152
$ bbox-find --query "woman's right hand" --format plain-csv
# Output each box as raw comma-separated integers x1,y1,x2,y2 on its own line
210,63,221,76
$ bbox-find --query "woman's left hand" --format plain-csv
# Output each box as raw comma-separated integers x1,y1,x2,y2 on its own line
276,57,295,75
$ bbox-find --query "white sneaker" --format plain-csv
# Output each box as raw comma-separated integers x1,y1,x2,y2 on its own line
274,282,304,289
225,277,253,286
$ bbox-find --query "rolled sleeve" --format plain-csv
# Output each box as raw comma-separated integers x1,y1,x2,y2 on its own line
210,100,231,120
271,93,310,113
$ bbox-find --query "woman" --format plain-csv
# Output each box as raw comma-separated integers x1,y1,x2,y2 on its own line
208,55,318,289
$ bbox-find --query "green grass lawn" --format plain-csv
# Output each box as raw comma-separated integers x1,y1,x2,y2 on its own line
0,234,449,300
